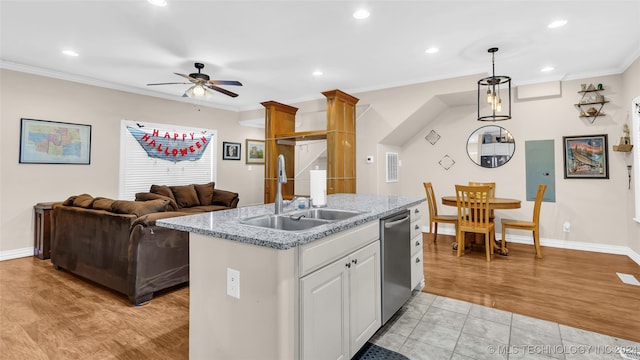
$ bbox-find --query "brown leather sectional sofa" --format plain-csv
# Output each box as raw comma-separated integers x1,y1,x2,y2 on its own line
51,182,238,305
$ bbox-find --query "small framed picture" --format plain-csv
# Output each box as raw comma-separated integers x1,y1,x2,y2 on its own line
563,134,609,179
245,139,265,164
222,141,241,160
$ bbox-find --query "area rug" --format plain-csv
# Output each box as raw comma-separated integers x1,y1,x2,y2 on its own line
352,342,410,360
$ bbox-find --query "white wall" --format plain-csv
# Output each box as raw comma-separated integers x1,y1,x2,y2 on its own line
622,57,640,256
0,69,264,256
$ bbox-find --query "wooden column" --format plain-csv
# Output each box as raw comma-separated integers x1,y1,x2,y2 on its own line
262,101,298,204
323,90,359,194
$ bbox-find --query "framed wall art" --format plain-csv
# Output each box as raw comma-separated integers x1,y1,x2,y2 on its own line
563,134,609,179
222,141,241,160
245,139,265,164
19,118,92,164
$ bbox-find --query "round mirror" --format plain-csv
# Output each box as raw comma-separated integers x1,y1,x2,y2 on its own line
466,125,515,168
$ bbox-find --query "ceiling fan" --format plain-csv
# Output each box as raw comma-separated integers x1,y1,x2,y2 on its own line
147,62,242,98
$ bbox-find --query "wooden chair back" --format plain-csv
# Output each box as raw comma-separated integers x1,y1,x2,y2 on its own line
469,181,495,217
424,182,439,219
532,184,547,223
456,185,492,227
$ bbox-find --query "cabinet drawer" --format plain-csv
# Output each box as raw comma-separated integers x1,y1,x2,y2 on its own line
409,206,422,222
299,221,379,277
410,235,423,253
410,220,422,240
410,248,424,290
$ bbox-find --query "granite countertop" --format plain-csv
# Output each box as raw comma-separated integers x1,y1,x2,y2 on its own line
157,193,425,250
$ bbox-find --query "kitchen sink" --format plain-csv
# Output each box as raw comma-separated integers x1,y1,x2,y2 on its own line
292,208,365,221
240,208,364,232
240,214,330,231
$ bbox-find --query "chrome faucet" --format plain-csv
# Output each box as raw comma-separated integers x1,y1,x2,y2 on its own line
275,154,287,214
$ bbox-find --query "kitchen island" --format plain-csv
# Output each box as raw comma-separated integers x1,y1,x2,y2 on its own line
158,193,425,360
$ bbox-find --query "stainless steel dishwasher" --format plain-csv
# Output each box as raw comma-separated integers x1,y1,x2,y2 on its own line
380,209,411,324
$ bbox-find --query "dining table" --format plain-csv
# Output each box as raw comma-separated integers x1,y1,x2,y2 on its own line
441,195,521,255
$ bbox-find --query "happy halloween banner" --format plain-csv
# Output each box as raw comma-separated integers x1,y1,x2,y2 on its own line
127,126,212,162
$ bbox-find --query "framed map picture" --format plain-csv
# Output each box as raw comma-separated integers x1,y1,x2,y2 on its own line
19,118,91,164
245,139,265,164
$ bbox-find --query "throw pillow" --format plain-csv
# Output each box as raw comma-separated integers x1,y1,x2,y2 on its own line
112,199,169,217
135,192,178,211
211,189,239,207
150,184,177,202
73,194,94,208
194,182,215,206
92,197,116,211
170,184,200,208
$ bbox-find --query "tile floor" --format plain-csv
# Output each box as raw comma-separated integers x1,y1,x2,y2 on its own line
371,292,640,360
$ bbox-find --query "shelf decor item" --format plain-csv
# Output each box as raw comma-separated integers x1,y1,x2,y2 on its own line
19,118,91,164
222,141,241,160
613,124,633,152
563,134,609,179
245,139,265,164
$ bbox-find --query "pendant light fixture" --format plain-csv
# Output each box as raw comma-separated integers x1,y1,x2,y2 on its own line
478,47,511,121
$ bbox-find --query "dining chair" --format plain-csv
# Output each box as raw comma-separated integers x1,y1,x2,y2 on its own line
423,182,458,243
455,185,495,262
501,184,547,258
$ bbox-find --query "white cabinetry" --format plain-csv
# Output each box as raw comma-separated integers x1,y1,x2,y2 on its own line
299,222,380,360
409,205,424,290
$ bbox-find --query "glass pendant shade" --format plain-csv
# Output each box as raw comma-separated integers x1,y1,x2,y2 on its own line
478,48,511,121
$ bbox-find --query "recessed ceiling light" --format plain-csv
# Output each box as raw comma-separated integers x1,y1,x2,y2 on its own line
312,70,323,76
147,0,167,7
548,20,567,29
62,50,79,57
541,66,554,72
353,9,370,19
425,47,439,54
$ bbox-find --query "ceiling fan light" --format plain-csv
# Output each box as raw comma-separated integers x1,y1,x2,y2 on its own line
193,85,205,96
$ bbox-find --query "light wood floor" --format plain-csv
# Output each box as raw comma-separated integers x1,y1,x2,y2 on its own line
1,236,639,358
423,233,640,343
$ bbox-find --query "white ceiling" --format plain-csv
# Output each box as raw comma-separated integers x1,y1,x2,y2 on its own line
1,1,639,112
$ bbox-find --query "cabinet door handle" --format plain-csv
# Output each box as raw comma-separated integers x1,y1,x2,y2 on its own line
415,241,420,247
415,225,420,230
414,209,420,214
345,262,351,268
352,259,358,265
415,257,421,263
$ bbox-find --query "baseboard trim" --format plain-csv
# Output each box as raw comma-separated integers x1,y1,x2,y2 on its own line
422,225,640,266
0,247,35,262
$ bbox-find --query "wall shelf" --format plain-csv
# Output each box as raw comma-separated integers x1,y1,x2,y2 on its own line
575,86,607,123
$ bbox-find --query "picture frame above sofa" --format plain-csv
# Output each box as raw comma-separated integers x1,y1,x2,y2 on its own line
223,141,241,160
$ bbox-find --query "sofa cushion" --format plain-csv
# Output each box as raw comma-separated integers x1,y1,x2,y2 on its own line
92,197,116,211
112,199,169,217
135,192,178,211
193,182,215,206
170,184,200,208
73,194,95,208
211,189,239,207
150,185,177,203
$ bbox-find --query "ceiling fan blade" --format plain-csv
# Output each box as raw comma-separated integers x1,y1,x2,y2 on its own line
205,84,239,98
147,82,191,86
209,80,243,86
174,72,198,82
